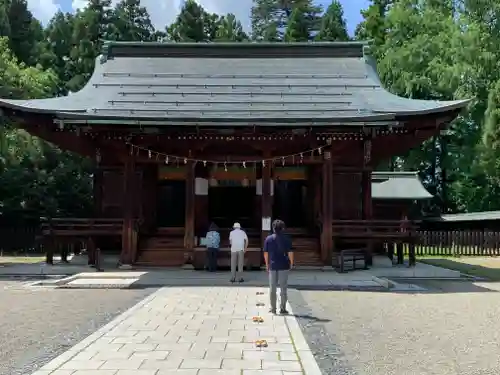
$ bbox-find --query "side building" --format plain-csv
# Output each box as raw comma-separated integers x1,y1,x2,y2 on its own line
0,41,468,268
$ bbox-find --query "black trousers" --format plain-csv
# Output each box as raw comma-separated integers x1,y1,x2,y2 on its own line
207,247,218,271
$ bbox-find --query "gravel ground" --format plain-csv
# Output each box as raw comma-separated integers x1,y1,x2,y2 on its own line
289,281,500,375
0,280,155,375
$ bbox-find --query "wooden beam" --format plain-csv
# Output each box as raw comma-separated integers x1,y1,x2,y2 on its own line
120,158,135,266
184,161,195,251
261,155,272,246
320,150,333,266
361,138,373,266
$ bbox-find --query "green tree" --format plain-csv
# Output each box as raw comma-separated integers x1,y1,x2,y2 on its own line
167,0,212,42
67,0,114,92
251,0,321,41
110,0,155,41
0,38,93,219
0,0,44,66
316,0,349,41
354,0,392,49
40,11,75,94
284,7,309,41
215,14,248,42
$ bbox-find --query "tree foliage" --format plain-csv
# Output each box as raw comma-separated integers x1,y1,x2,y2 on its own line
316,0,349,41
1,0,500,219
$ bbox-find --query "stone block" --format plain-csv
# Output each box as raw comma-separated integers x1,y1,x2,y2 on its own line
221,359,262,370
243,350,279,360
99,359,144,370
198,370,241,375
130,350,170,360
261,360,302,371
59,360,105,370
119,343,158,352
204,349,243,360
190,342,227,351
91,350,133,361
180,358,223,369
242,371,282,375
140,358,183,370
279,351,298,361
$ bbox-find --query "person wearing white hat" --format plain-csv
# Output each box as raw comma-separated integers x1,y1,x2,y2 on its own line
229,222,248,282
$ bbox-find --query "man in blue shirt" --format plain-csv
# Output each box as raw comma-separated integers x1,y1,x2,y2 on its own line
205,223,220,272
263,219,294,314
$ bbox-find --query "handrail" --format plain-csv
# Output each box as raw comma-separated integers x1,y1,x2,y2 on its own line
332,219,418,239
41,218,129,236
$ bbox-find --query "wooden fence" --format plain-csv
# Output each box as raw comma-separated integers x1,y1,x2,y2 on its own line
0,225,42,254
415,230,500,256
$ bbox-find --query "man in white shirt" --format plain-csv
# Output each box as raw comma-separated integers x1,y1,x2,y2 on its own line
229,222,248,283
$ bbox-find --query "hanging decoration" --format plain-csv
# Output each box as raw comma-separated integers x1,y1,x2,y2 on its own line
126,142,329,168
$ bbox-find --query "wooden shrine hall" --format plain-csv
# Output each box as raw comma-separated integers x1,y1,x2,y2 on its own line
0,41,469,269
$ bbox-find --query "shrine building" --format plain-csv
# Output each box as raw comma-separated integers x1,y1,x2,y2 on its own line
0,41,469,269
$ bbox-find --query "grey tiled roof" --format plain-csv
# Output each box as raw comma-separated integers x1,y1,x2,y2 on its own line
0,42,471,124
429,211,500,222
372,172,432,200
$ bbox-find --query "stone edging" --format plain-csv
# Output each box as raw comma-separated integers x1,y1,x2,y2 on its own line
285,296,322,375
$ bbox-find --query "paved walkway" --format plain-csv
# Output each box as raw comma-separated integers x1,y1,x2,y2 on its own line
32,287,321,375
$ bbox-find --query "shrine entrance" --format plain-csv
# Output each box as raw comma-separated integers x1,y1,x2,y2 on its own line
273,180,308,228
157,180,186,227
208,182,256,229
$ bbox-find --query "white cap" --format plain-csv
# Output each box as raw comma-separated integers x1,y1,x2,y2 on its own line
233,222,241,229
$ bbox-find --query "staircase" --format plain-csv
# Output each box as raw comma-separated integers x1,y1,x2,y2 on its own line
291,236,322,267
135,227,322,268
288,228,322,267
135,227,186,267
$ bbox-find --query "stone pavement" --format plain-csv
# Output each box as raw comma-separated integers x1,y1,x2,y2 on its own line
31,286,321,375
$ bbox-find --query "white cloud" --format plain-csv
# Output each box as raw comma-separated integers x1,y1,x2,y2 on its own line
27,0,60,25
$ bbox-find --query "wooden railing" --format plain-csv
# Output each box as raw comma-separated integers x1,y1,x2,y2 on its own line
0,225,41,254
416,230,500,256
41,218,124,236
332,220,418,240
40,218,133,265
331,220,418,269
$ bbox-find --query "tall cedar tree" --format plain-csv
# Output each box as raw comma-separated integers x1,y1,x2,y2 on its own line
284,7,309,41
215,14,248,42
67,0,114,92
251,0,321,41
110,0,155,41
316,0,349,41
0,0,44,66
167,0,212,42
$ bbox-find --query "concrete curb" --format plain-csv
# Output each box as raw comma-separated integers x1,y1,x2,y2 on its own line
285,298,322,375
371,276,395,289
30,288,163,375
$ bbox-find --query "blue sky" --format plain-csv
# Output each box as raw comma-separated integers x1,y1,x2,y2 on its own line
32,0,368,36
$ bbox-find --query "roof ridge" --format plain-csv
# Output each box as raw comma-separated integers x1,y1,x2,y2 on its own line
101,41,369,60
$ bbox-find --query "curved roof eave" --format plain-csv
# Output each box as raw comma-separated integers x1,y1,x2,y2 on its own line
0,42,473,123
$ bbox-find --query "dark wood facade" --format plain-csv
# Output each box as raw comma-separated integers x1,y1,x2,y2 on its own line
0,41,469,268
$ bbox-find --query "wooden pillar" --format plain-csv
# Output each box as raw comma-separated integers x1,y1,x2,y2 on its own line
320,151,333,266
306,166,316,229
184,161,195,250
194,165,209,235
93,165,103,216
362,138,373,266
261,160,272,245
120,158,134,267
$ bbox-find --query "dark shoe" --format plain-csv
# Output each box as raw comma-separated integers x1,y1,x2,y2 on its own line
230,278,235,283
280,309,289,315
238,278,244,283
269,308,276,314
